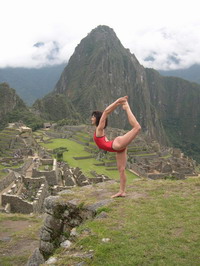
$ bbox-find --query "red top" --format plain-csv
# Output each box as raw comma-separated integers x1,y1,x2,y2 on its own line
93,132,125,153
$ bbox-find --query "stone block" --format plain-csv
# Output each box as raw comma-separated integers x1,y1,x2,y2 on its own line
155,162,163,172
73,167,81,176
171,172,186,180
162,163,173,173
148,173,166,180
40,226,52,241
75,174,88,186
26,247,45,266
88,177,103,184
86,199,112,213
39,240,54,255
44,196,68,218
64,175,76,186
44,214,62,232
179,167,193,174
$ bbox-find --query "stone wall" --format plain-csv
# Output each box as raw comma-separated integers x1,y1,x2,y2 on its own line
44,131,68,139
40,159,53,165
128,163,148,178
32,159,61,186
19,158,33,175
33,181,49,213
2,176,49,214
62,166,110,187
27,195,112,265
60,125,86,132
2,194,34,213
32,169,57,186
0,171,18,192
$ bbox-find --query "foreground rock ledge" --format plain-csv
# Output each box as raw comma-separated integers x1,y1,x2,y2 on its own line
27,182,114,266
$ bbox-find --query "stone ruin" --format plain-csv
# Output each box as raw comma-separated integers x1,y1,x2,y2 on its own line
71,125,198,180
127,143,197,180
61,165,110,188
73,125,198,180
0,157,110,214
1,175,49,214
0,123,199,215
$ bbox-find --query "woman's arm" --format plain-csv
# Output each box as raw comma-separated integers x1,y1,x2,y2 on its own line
104,96,128,115
97,96,128,131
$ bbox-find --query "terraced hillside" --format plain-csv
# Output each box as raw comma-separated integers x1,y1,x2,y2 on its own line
0,127,22,157
36,125,198,182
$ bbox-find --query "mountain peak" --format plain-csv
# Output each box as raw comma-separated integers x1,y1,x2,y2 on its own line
89,25,116,37
74,25,122,57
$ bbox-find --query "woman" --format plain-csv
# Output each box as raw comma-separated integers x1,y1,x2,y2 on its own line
91,96,141,198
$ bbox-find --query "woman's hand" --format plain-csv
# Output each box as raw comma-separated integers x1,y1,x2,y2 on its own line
116,96,128,105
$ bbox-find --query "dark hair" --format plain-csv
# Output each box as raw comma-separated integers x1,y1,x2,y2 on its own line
91,111,108,128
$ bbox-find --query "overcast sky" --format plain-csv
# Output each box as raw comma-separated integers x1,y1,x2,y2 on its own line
1,0,200,70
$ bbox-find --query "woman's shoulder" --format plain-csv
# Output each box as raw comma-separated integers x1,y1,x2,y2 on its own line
95,127,105,137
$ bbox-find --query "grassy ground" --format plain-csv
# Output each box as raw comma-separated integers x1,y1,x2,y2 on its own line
0,213,43,266
38,164,52,171
51,177,200,266
41,138,137,180
0,162,24,181
0,164,7,180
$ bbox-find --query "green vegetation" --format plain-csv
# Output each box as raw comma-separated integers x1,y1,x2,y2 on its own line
0,169,7,180
57,118,81,126
7,109,44,131
41,138,137,180
53,147,69,161
55,178,200,266
38,164,52,171
33,93,82,122
0,83,44,131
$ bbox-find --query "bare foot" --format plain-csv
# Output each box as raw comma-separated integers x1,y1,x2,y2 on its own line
111,192,126,198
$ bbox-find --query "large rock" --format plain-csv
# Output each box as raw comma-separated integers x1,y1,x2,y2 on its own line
26,248,45,266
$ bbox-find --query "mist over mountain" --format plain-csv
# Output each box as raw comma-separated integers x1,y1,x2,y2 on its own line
158,64,200,85
0,64,66,105
0,60,199,108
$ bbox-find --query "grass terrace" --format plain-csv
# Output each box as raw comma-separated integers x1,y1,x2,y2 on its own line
40,137,137,180
0,169,7,180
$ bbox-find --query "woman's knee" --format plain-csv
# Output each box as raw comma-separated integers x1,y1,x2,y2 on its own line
118,166,126,173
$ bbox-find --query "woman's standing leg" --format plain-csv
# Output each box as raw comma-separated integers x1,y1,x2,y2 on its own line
111,149,127,198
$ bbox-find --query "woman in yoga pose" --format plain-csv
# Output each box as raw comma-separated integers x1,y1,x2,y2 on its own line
91,96,141,198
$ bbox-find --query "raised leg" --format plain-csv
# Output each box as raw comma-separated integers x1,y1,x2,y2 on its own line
111,149,127,198
112,101,141,151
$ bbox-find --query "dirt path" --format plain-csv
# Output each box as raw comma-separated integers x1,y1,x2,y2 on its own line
0,215,43,265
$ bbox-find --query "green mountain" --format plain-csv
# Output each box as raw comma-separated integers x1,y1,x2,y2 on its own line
33,25,200,162
0,64,66,105
146,69,200,161
0,83,43,130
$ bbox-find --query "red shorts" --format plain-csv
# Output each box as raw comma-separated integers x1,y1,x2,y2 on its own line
93,133,125,153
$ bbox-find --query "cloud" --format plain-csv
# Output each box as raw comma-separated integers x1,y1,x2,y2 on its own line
0,0,200,70
127,23,200,70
